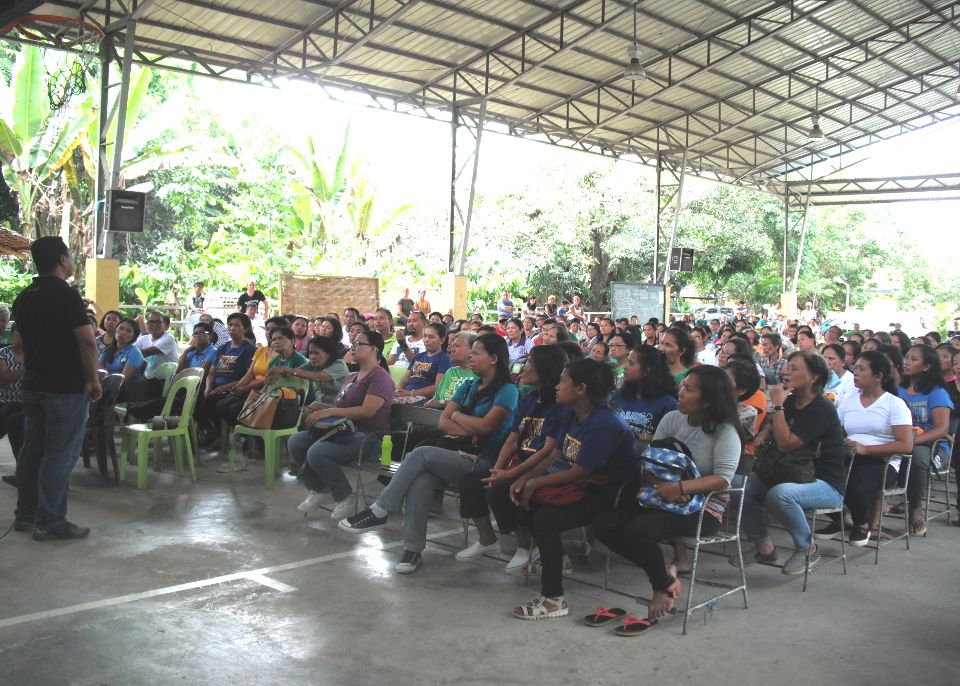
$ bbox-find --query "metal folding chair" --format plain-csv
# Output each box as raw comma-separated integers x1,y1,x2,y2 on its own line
673,477,750,634
802,457,854,592
924,436,954,527
873,453,911,564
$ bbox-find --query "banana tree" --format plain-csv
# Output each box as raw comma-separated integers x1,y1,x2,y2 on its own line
346,174,413,266
288,125,351,247
0,45,97,237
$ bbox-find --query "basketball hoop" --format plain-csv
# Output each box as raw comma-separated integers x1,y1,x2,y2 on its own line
1,14,105,110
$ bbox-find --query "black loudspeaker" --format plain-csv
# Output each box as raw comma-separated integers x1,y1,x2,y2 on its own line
107,190,146,233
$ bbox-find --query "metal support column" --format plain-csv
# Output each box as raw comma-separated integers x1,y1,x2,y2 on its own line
93,1,113,257
100,18,137,258
654,155,683,284
447,104,486,276
662,148,688,288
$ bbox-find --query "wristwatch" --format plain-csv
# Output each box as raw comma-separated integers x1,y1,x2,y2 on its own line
770,405,784,413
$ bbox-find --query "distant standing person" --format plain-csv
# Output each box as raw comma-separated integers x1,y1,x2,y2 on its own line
186,280,206,330
12,236,101,540
190,281,206,312
414,289,431,314
497,291,515,318
237,279,269,318
397,287,414,325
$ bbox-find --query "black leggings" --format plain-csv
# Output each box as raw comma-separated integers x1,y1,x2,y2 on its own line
845,458,896,526
486,481,607,597
593,495,718,593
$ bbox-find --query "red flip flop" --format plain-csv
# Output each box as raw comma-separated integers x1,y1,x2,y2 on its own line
614,616,658,636
582,606,628,627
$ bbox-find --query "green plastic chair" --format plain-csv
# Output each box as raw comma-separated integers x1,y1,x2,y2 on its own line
114,360,180,426
119,374,203,489
155,361,180,392
389,364,407,384
228,374,310,487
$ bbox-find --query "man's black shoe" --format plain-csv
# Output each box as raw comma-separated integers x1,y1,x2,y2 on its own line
32,521,91,541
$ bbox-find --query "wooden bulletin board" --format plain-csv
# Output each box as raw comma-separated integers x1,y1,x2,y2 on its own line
279,274,380,317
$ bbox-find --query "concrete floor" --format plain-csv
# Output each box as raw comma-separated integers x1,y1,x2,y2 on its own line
0,438,958,686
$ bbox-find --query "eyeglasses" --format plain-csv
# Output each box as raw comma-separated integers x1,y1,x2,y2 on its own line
352,341,374,349
608,343,627,349
147,319,163,325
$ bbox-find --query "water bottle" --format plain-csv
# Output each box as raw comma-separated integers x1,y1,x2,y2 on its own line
381,434,393,466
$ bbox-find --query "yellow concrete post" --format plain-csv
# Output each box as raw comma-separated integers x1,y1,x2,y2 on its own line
442,273,469,320
86,258,120,312
780,291,797,319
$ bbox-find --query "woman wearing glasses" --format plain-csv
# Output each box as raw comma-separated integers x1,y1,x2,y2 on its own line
290,331,395,520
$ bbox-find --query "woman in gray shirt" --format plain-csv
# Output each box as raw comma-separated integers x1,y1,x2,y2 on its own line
593,365,742,623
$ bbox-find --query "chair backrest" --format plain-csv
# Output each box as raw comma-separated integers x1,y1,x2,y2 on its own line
155,362,179,395
159,374,203,419
171,366,204,383
104,373,125,404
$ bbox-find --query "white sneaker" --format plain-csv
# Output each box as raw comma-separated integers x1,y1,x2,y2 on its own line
455,540,502,561
297,491,326,514
330,494,358,520
505,546,539,573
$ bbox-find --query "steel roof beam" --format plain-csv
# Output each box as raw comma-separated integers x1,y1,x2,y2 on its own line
644,4,959,173
691,24,960,176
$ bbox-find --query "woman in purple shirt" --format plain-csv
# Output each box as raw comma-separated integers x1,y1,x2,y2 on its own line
290,330,395,521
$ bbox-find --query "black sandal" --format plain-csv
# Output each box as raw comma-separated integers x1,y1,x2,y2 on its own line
614,616,658,636
583,607,627,627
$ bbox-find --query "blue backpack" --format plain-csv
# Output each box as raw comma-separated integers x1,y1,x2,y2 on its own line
636,438,704,515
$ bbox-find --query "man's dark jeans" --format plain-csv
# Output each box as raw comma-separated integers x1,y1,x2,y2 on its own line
15,391,89,528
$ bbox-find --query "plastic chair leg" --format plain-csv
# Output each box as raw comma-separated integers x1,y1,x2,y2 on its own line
264,434,277,488
228,431,242,480
119,432,129,481
172,434,185,476
137,434,150,490
184,432,197,482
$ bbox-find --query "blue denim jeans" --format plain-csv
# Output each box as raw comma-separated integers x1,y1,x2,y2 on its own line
741,477,842,551
15,391,90,528
376,445,489,553
287,430,380,502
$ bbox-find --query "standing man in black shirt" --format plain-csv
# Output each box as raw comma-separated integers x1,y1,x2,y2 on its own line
236,279,269,318
12,237,101,540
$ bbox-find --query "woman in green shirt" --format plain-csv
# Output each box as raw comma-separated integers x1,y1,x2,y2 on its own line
269,335,348,405
266,327,308,377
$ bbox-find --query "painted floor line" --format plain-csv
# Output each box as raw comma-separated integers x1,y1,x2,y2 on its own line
244,573,298,593
0,526,465,630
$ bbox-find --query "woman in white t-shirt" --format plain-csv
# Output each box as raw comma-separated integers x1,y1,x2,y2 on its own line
823,343,856,408
835,351,913,546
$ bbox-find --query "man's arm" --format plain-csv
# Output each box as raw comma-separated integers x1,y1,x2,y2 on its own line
73,325,102,400
261,295,270,318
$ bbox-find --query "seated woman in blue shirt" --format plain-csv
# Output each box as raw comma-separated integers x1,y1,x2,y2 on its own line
455,344,570,568
611,345,678,446
897,344,953,535
495,358,638,620
340,334,519,575
99,318,144,382
177,322,218,376
394,322,451,403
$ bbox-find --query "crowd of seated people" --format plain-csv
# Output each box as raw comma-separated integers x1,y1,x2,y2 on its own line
12,288,958,631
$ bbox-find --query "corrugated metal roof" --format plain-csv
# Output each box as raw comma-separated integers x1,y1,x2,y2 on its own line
6,0,958,191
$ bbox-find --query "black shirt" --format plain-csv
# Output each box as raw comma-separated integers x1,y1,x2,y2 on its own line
237,290,266,311
784,394,847,494
12,276,89,394
397,298,414,317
